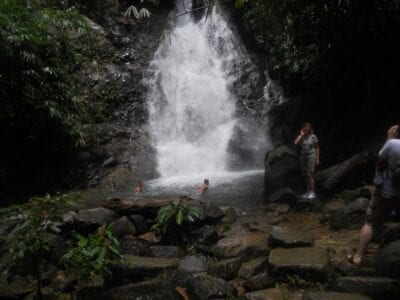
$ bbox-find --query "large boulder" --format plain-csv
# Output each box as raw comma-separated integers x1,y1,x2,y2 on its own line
238,257,268,279
315,151,375,192
264,146,302,198
109,216,137,238
73,207,117,232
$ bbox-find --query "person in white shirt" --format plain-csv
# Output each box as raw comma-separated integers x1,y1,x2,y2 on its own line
349,125,400,266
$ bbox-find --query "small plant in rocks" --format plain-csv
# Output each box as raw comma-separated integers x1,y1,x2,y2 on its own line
0,194,75,299
151,201,202,244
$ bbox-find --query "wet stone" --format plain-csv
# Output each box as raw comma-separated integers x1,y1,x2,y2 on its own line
109,216,137,238
75,207,117,227
179,255,208,273
331,276,400,298
327,198,369,230
268,226,314,248
268,247,330,280
267,188,298,205
303,291,372,300
207,257,242,280
120,236,150,256
128,214,149,234
238,257,268,279
243,288,293,300
242,272,275,292
187,274,234,300
146,245,184,258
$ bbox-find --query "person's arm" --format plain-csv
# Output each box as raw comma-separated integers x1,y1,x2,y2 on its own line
294,130,305,145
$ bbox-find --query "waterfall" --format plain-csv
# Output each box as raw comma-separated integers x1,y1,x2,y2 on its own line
146,0,271,180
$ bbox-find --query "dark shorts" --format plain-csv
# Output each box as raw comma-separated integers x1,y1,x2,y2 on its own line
300,154,316,173
365,190,400,227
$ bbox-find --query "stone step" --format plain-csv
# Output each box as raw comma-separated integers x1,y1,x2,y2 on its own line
303,291,372,300
268,247,330,280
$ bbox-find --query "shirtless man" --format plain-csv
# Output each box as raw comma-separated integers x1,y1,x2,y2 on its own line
134,180,144,193
196,179,209,194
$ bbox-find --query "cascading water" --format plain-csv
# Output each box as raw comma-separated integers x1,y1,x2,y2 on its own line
146,0,272,183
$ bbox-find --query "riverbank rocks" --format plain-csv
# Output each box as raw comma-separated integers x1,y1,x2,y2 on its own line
331,276,400,298
213,233,271,259
72,207,117,232
110,255,179,282
268,247,330,280
207,258,242,280
303,291,372,300
120,236,150,255
326,198,369,230
267,188,298,205
242,272,275,292
109,216,137,238
268,226,314,248
243,288,295,300
179,255,208,273
128,214,149,234
238,257,268,279
264,146,302,198
187,274,234,300
375,240,400,277
146,245,184,258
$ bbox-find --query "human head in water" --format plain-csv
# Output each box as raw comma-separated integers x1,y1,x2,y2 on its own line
204,179,209,185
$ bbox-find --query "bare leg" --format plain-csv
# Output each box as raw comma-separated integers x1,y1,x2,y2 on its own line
353,223,373,265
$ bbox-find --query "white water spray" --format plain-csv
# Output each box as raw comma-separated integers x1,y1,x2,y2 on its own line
146,0,271,180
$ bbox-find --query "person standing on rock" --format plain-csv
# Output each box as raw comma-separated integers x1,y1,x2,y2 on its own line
349,125,400,266
294,123,320,199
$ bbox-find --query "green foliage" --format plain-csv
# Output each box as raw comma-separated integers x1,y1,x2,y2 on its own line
0,194,75,295
151,201,202,236
61,225,123,282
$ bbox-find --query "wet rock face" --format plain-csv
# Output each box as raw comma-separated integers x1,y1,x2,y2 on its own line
264,146,302,198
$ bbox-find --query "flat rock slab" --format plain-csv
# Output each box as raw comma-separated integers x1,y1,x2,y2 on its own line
332,276,400,298
268,247,329,280
268,226,314,248
75,207,117,226
146,245,184,258
303,291,372,300
213,233,271,259
243,288,299,300
239,257,268,279
110,255,179,281
179,255,208,273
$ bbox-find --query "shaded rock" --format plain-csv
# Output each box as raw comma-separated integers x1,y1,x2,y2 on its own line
207,257,242,280
358,186,375,199
327,198,369,230
97,166,136,189
104,196,180,219
268,226,314,248
62,211,79,225
376,240,400,277
187,274,234,300
128,214,149,234
221,207,237,225
194,201,225,225
110,255,179,282
138,231,162,245
75,207,117,228
50,271,78,293
179,255,208,273
242,272,275,292
243,288,292,300
146,246,184,258
265,203,290,214
82,278,181,300
192,225,219,244
268,247,330,280
331,276,400,298
48,234,69,263
239,257,268,279
0,274,29,299
264,146,302,198
303,291,372,300
381,222,400,246
120,236,150,256
267,188,297,205
213,234,271,259
315,151,375,192
109,216,137,238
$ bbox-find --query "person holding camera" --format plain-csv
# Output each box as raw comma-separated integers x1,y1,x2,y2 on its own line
349,125,400,266
294,123,320,199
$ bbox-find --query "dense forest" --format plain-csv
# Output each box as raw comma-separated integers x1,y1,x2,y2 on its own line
1,0,400,197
